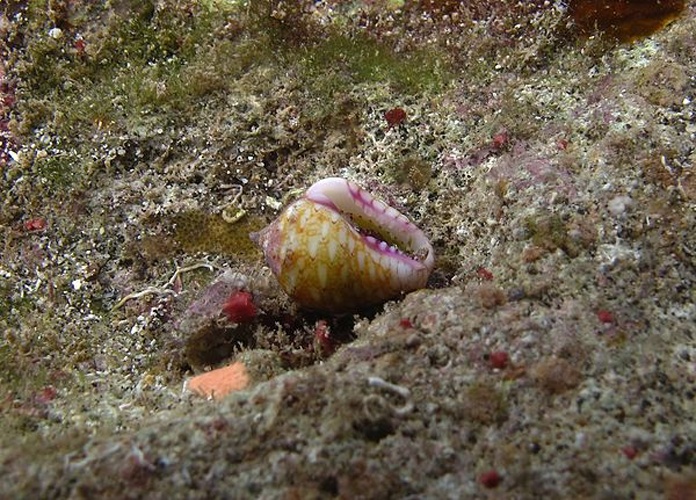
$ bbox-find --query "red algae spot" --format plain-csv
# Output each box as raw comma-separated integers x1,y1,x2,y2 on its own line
479,469,502,488
222,290,257,324
384,107,407,128
597,309,615,324
35,386,57,405
568,0,686,42
491,129,509,151
24,218,47,231
314,319,337,356
74,37,87,57
489,351,510,370
622,445,639,460
476,266,494,281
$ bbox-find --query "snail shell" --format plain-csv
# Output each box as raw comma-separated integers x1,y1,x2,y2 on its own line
250,177,435,313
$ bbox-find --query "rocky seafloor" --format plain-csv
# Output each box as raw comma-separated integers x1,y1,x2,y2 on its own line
1,1,695,498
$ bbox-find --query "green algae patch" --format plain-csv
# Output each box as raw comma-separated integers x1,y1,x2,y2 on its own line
33,154,82,195
301,32,451,95
525,213,568,252
462,380,509,425
16,1,257,139
387,154,433,191
524,212,594,259
173,211,264,260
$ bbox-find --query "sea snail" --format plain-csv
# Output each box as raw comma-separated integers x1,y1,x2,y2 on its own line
250,177,435,313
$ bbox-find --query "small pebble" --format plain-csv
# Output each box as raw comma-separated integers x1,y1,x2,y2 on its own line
608,195,633,217
48,27,63,39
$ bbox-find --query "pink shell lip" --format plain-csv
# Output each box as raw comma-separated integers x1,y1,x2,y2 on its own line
304,177,435,269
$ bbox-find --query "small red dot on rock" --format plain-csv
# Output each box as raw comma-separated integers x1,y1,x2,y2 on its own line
476,267,494,280
491,130,509,149
74,38,87,54
622,446,638,459
399,318,413,329
314,319,338,356
597,309,614,324
35,386,57,405
384,107,407,128
479,469,502,488
24,218,47,231
489,351,510,370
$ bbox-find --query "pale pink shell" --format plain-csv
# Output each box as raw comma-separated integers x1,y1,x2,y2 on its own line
251,178,435,312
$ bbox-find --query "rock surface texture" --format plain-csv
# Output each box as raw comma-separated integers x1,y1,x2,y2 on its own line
1,1,694,498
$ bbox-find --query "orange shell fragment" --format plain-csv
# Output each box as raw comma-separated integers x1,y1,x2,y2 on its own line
185,361,250,400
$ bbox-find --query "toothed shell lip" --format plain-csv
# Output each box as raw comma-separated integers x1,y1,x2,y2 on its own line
304,177,435,269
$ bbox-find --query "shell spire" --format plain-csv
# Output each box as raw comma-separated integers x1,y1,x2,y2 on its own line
250,178,435,313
